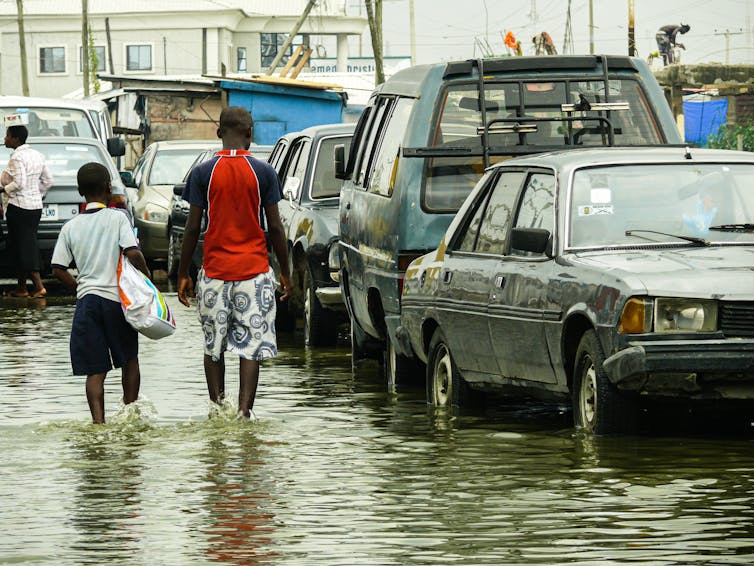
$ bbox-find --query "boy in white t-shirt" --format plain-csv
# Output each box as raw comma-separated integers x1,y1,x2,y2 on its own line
52,162,151,424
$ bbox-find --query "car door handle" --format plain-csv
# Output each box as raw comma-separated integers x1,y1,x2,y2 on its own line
442,270,452,284
345,202,351,210
495,275,505,288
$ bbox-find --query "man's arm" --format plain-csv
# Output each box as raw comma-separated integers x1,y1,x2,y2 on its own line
2,155,24,196
124,247,150,278
265,202,291,300
53,267,77,292
39,163,53,194
177,204,203,307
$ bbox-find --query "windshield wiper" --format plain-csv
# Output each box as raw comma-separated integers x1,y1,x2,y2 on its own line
708,223,754,232
624,229,710,246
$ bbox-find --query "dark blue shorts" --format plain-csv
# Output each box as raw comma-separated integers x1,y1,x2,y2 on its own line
70,294,138,376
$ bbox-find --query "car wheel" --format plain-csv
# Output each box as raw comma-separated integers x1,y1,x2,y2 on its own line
573,329,637,434
303,268,338,347
427,327,469,407
383,335,421,388
166,230,179,278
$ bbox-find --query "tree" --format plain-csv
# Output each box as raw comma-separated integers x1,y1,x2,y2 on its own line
364,0,385,86
16,0,29,96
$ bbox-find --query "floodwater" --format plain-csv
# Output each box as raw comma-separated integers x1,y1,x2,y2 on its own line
1,289,754,565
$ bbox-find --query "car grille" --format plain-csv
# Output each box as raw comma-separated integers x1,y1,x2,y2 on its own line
719,302,754,337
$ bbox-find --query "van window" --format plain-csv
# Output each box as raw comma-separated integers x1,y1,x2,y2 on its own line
423,78,663,213
368,98,414,197
354,96,395,188
0,107,96,139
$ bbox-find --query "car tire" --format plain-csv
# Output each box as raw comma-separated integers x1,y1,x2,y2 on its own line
427,327,469,408
303,268,338,347
572,329,638,435
166,230,179,278
383,334,421,388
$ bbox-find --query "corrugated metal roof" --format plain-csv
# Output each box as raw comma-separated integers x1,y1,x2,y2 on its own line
0,0,346,17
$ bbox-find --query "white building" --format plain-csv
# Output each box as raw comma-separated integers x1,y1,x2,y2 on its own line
0,0,367,98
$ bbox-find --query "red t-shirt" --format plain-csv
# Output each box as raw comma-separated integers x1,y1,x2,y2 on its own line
184,149,281,281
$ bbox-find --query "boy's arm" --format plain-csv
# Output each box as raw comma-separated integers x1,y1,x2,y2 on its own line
265,203,291,300
124,247,151,279
53,267,77,292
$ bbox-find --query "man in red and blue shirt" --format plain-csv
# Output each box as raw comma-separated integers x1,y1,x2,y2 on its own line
177,106,291,419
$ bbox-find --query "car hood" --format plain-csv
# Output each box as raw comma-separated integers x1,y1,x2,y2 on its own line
569,246,754,299
147,185,175,207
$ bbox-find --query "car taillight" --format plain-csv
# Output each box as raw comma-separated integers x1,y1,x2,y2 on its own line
397,252,423,296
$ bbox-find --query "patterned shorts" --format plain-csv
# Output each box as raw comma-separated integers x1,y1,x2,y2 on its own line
196,269,278,362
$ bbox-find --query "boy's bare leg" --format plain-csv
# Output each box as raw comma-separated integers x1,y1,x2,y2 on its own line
121,357,141,404
238,358,260,418
204,353,225,404
86,373,107,424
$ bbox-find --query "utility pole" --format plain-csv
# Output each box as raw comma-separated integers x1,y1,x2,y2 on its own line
588,0,594,55
105,18,114,75
82,0,90,96
365,0,384,85
628,0,636,56
16,0,29,96
714,28,744,64
265,0,317,76
409,0,416,65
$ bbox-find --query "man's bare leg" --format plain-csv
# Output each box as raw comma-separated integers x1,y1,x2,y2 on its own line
204,353,225,404
86,373,107,424
238,358,260,418
121,357,141,404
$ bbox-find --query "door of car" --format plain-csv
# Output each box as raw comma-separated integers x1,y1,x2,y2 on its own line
279,137,311,241
487,171,558,384
439,170,527,376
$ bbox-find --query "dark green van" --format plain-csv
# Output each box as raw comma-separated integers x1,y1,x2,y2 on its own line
336,55,682,385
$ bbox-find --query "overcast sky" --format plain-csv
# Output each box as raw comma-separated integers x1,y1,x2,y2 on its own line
346,0,753,67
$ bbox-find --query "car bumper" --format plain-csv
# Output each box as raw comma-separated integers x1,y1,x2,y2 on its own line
135,219,169,259
315,285,344,308
603,339,754,398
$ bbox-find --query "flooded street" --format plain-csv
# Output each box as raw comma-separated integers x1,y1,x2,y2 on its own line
1,287,754,564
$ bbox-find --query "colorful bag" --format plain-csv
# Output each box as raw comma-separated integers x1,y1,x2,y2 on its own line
117,254,176,339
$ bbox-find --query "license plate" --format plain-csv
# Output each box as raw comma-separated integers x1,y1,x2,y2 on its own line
41,204,59,221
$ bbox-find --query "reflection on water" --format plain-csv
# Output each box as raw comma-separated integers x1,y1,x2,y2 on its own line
1,293,754,564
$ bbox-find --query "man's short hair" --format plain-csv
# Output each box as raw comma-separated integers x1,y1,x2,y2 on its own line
219,106,253,133
6,125,28,144
680,24,691,33
77,162,111,197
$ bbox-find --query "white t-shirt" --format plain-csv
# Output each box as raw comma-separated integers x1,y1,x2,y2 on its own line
51,207,139,302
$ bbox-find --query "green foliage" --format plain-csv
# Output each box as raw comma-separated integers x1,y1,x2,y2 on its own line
707,122,754,152
88,29,100,94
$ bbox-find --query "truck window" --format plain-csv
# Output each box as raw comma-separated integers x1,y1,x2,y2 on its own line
368,98,414,197
353,96,394,188
0,107,97,139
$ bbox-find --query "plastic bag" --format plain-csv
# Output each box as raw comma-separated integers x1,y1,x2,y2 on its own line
117,254,176,340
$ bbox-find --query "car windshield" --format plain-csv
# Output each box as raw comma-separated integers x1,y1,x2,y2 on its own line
311,136,351,199
569,163,754,247
0,107,96,138
424,78,663,213
149,149,211,186
0,142,108,182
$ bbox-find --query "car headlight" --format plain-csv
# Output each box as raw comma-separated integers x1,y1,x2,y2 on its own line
143,204,168,223
328,241,340,282
654,298,717,333
618,297,718,334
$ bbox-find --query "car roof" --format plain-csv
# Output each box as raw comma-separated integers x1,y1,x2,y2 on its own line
0,95,106,111
25,136,105,146
490,147,754,173
295,122,355,138
149,139,221,150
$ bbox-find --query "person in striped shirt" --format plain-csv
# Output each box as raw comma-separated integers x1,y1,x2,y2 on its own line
1,125,53,297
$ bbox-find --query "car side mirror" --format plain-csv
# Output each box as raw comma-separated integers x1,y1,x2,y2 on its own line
173,182,186,196
510,227,551,256
107,136,126,157
283,177,301,202
119,170,135,188
334,144,347,180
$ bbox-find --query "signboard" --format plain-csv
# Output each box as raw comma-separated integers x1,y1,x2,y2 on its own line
307,56,411,74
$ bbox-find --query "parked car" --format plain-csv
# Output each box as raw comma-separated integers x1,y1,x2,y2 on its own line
336,55,684,386
0,96,125,157
124,139,220,267
0,137,129,275
270,123,354,346
399,146,754,434
167,144,273,278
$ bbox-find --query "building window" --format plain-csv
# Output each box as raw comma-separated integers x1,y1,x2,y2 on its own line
39,47,66,74
260,33,303,68
126,44,152,71
237,47,247,72
79,46,107,73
